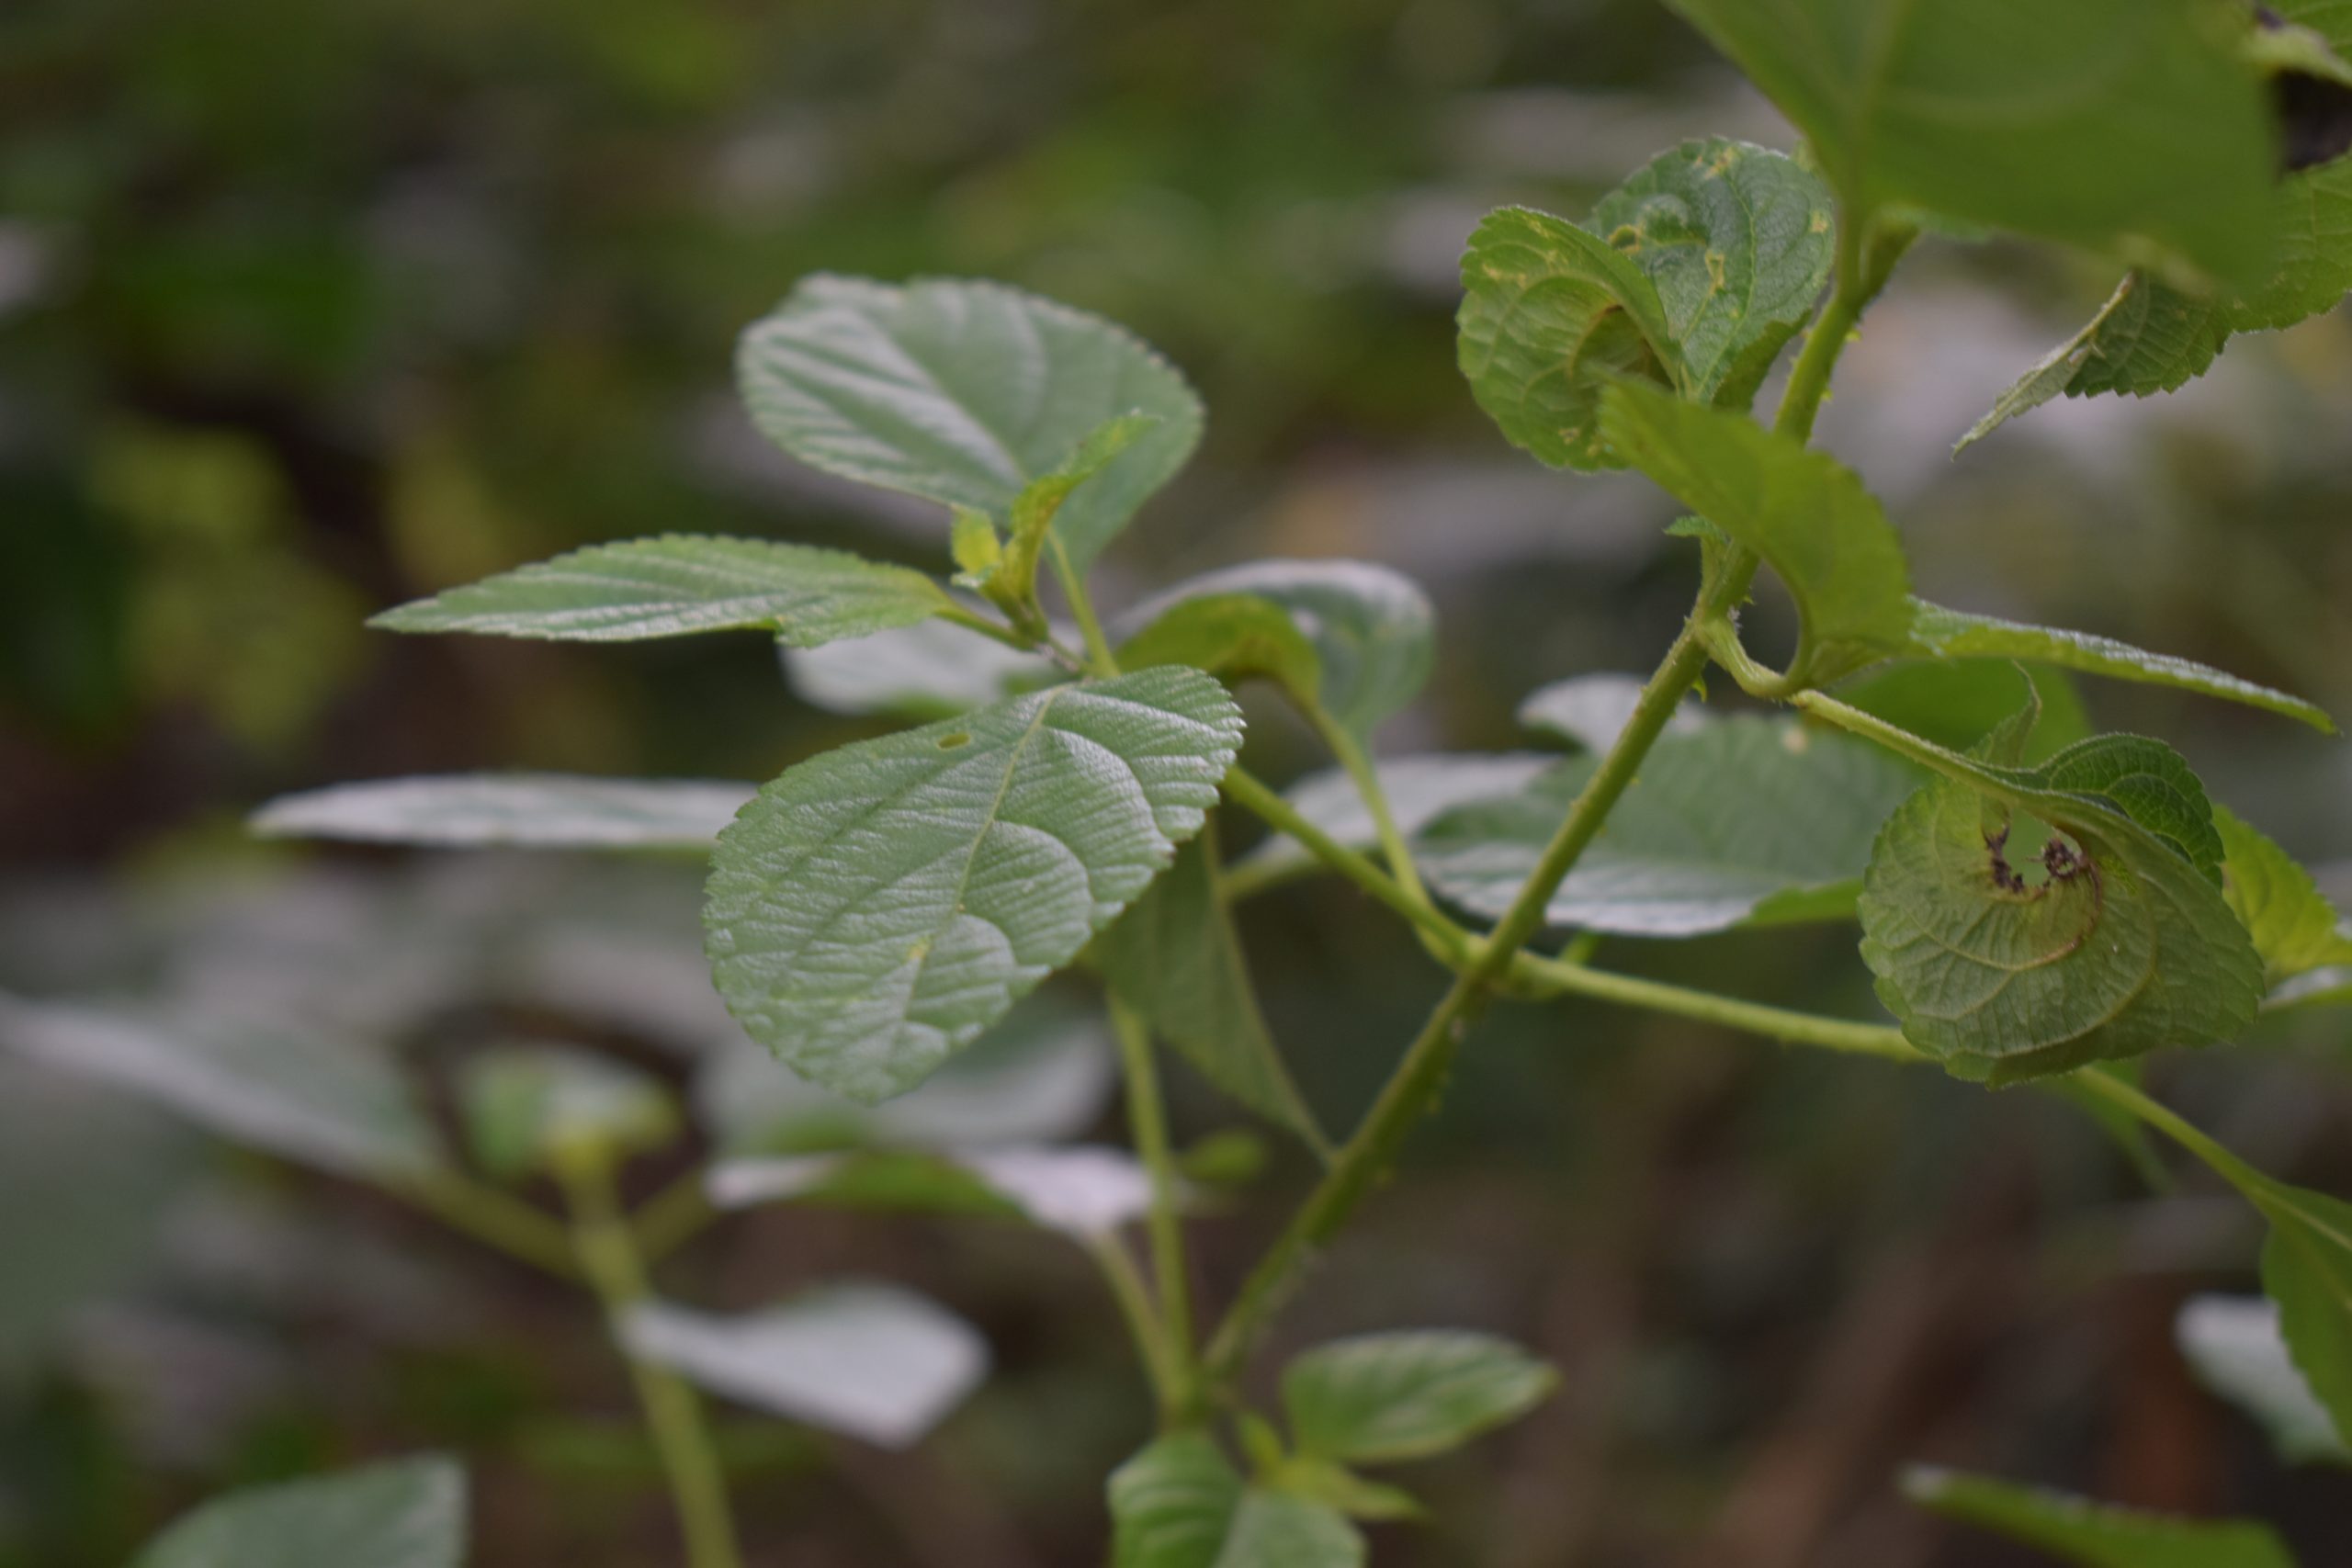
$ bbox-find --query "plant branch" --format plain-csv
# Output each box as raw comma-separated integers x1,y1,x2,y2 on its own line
1219,765,1466,959
1089,1234,1181,1422
559,1156,744,1568
1304,706,1430,905
1508,948,1920,1061
632,1168,723,1265
393,1168,583,1280
1048,537,1119,677
1110,994,1196,1413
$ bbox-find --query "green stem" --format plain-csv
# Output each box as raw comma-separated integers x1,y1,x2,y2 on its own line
1109,995,1196,1412
937,602,1042,654
1306,707,1430,906
1089,1235,1180,1420
395,1169,582,1280
1509,949,1919,1062
559,1156,744,1568
1219,765,1466,959
2070,1066,2276,1200
632,1169,722,1265
1048,537,1119,677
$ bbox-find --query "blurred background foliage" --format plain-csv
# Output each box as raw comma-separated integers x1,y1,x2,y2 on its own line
3,0,2351,1563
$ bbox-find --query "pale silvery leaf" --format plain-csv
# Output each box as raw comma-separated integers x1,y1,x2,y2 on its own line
1232,754,1554,884
704,667,1243,1103
2176,1294,2351,1466
251,775,754,850
784,620,1057,720
133,1456,465,1568
707,1145,1157,1242
622,1284,988,1449
737,276,1204,569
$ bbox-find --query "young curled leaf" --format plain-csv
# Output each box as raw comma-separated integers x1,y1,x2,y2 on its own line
1857,727,2263,1085
1458,207,1683,470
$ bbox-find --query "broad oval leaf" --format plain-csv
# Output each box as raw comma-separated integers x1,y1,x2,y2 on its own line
1902,1467,2295,1568
1118,559,1437,739
1116,593,1324,714
1600,379,1916,687
622,1283,988,1449
704,667,1243,1103
458,1046,679,1179
1107,1438,1363,1568
2252,1177,2352,1454
1856,733,2264,1084
2216,807,2352,994
1231,753,1555,887
252,774,755,850
1417,717,1920,937
737,276,1204,570
371,535,951,648
1282,1330,1557,1465
1905,603,2332,732
134,1456,466,1568
2177,1294,2351,1466
1457,206,1684,470
0,994,441,1180
1096,829,1329,1149
1661,0,2278,288
1590,138,1836,408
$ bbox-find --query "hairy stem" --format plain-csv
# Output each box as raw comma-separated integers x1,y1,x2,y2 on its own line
559,1156,744,1568
1110,993,1196,1410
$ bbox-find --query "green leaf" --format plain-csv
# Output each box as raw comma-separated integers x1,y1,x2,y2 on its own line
1230,754,1554,886
1281,1330,1558,1465
1417,717,1920,936
784,621,1055,720
371,535,953,648
2215,807,2352,994
1457,206,1684,470
1119,560,1437,739
458,1046,679,1179
621,1283,987,1449
1856,728,2265,1085
987,413,1161,621
1589,138,1837,408
1837,660,2092,762
1903,603,2333,732
2177,1294,2352,1466
704,667,1243,1103
0,993,442,1180
1096,828,1329,1148
1599,379,1916,687
251,774,755,850
1107,1438,1364,1568
1903,1468,2295,1568
1517,672,1706,752
1660,0,2278,288
1268,1460,1425,1522
2252,1177,2352,1453
737,276,1204,569
133,1457,466,1568
1116,593,1324,714
709,1145,1155,1241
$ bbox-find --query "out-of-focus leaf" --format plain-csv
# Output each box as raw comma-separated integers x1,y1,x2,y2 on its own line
252,775,753,850
132,1456,467,1568
1096,830,1326,1147
703,668,1242,1104
1418,717,1918,936
1119,560,1436,739
621,1285,988,1449
372,536,952,647
1107,1437,1363,1568
458,1047,679,1179
1457,206,1683,470
707,1144,1155,1241
783,621,1057,720
1660,0,2277,286
2252,1178,2352,1451
1516,672,1705,753
736,276,1203,569
0,994,441,1180
2177,1294,2352,1466
1231,754,1553,885
1589,138,1835,408
1902,1467,2294,1568
1281,1331,1557,1465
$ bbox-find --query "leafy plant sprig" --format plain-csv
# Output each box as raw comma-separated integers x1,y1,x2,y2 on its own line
24,2,2352,1562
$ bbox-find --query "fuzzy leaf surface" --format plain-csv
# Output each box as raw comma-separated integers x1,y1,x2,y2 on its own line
1096,829,1327,1147
1661,0,2277,287
737,276,1203,569
1903,1468,2294,1568
1589,137,1835,407
1418,717,1919,936
1282,1331,1557,1465
252,774,755,850
704,668,1241,1103
1600,380,1915,686
372,535,951,647
133,1457,466,1568
1119,560,1436,739
1856,732,2263,1084
1457,206,1682,470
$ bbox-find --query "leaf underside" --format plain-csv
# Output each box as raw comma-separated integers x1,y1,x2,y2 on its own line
251,774,756,849
704,667,1242,1104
